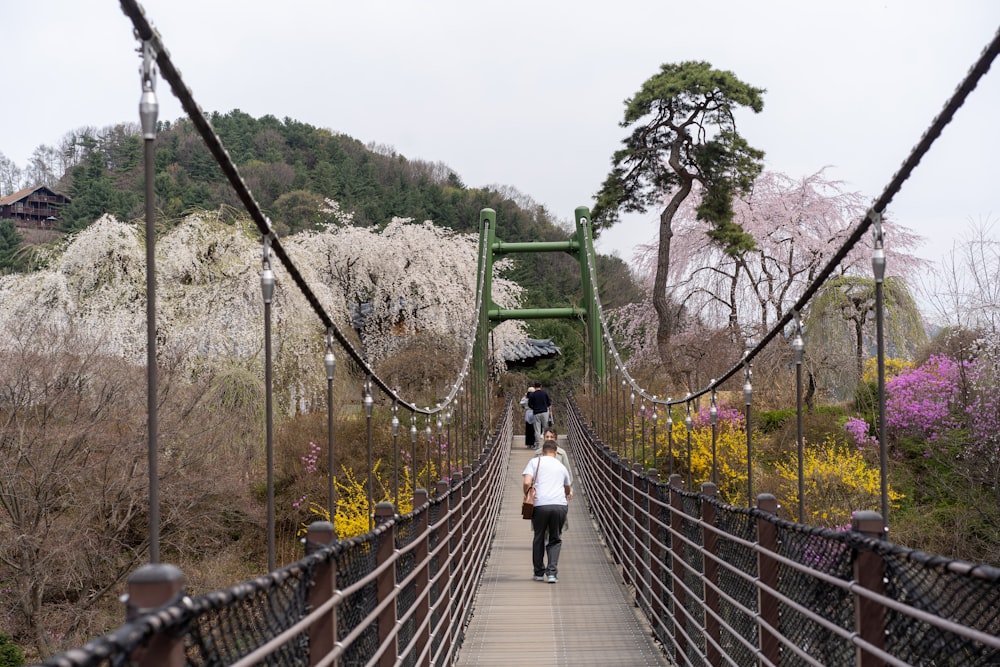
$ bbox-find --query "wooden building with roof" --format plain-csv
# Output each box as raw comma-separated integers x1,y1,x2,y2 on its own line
503,337,561,367
0,185,70,228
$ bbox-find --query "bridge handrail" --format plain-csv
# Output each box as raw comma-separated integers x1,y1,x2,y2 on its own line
38,401,513,667
566,397,1000,666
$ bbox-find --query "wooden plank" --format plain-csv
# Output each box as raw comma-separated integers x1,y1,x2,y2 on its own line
455,436,671,666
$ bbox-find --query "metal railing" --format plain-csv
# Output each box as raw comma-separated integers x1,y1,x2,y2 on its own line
566,398,1000,667
39,403,512,667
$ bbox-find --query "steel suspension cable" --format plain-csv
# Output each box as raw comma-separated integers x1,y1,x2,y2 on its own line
119,0,492,418
582,25,1000,406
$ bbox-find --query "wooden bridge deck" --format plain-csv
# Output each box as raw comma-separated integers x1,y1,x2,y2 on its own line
455,436,670,666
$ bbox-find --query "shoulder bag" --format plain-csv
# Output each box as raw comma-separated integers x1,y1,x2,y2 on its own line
522,457,541,519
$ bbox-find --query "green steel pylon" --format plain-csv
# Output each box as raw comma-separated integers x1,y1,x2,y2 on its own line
474,206,606,388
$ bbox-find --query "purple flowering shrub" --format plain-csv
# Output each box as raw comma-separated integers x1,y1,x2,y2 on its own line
691,403,745,430
884,355,967,444
843,417,877,450
846,355,978,460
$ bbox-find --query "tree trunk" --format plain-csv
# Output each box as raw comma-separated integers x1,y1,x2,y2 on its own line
653,180,693,368
855,317,865,378
729,261,741,340
804,369,816,413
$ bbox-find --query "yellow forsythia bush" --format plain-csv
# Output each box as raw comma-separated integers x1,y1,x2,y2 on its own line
301,460,435,539
630,408,902,523
774,437,902,527
862,357,912,384
635,416,750,506
676,425,749,505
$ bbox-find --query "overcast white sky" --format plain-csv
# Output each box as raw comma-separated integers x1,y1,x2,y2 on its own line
2,1,998,268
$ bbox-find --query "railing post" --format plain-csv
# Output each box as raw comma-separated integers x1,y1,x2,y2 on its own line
756,494,780,666
435,479,452,659
630,463,643,600
852,511,887,667
700,482,721,666
669,473,686,664
412,489,430,667
620,460,633,588
608,452,624,568
452,470,467,650
646,469,661,630
305,521,338,667
125,563,186,667
375,503,398,667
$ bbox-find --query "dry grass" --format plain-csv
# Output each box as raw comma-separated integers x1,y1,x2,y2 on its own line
17,226,63,246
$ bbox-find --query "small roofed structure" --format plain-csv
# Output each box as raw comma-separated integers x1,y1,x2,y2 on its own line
503,337,560,366
0,185,70,228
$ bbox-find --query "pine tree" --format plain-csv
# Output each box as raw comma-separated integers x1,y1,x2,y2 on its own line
0,220,24,274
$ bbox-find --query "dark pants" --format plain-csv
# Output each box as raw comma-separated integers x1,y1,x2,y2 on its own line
525,420,535,448
532,504,568,577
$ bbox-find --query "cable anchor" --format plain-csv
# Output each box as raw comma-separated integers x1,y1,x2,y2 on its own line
138,39,159,140
870,210,886,283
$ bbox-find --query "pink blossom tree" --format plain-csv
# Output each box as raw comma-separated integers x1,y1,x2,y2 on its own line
639,170,923,338
609,170,924,387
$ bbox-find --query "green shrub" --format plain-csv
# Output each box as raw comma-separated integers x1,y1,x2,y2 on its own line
758,408,795,433
0,634,25,667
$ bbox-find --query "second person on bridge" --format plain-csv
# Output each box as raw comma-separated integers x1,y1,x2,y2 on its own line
526,381,552,446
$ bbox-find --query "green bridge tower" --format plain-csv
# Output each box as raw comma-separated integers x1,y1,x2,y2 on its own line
474,206,607,391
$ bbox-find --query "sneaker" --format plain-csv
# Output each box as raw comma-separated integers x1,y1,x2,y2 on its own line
546,575,558,584
533,575,545,581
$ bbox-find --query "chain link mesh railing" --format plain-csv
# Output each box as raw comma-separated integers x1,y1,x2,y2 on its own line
39,403,512,667
568,398,1000,666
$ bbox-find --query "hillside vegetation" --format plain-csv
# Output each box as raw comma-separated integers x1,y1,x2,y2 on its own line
2,110,640,383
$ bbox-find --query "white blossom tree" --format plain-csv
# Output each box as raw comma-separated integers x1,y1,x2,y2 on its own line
0,206,523,411
924,217,1000,333
283,214,523,382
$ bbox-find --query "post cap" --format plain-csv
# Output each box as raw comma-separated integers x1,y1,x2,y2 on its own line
851,510,885,538
756,493,778,513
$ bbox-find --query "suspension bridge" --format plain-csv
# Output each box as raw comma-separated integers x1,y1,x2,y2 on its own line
27,3,1000,666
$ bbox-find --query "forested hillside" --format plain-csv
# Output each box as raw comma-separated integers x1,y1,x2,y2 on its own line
2,110,641,379
53,109,549,236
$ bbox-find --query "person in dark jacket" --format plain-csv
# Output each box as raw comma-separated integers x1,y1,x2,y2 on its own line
527,381,551,445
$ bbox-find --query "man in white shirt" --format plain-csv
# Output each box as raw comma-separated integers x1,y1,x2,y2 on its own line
533,427,571,532
521,440,572,583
